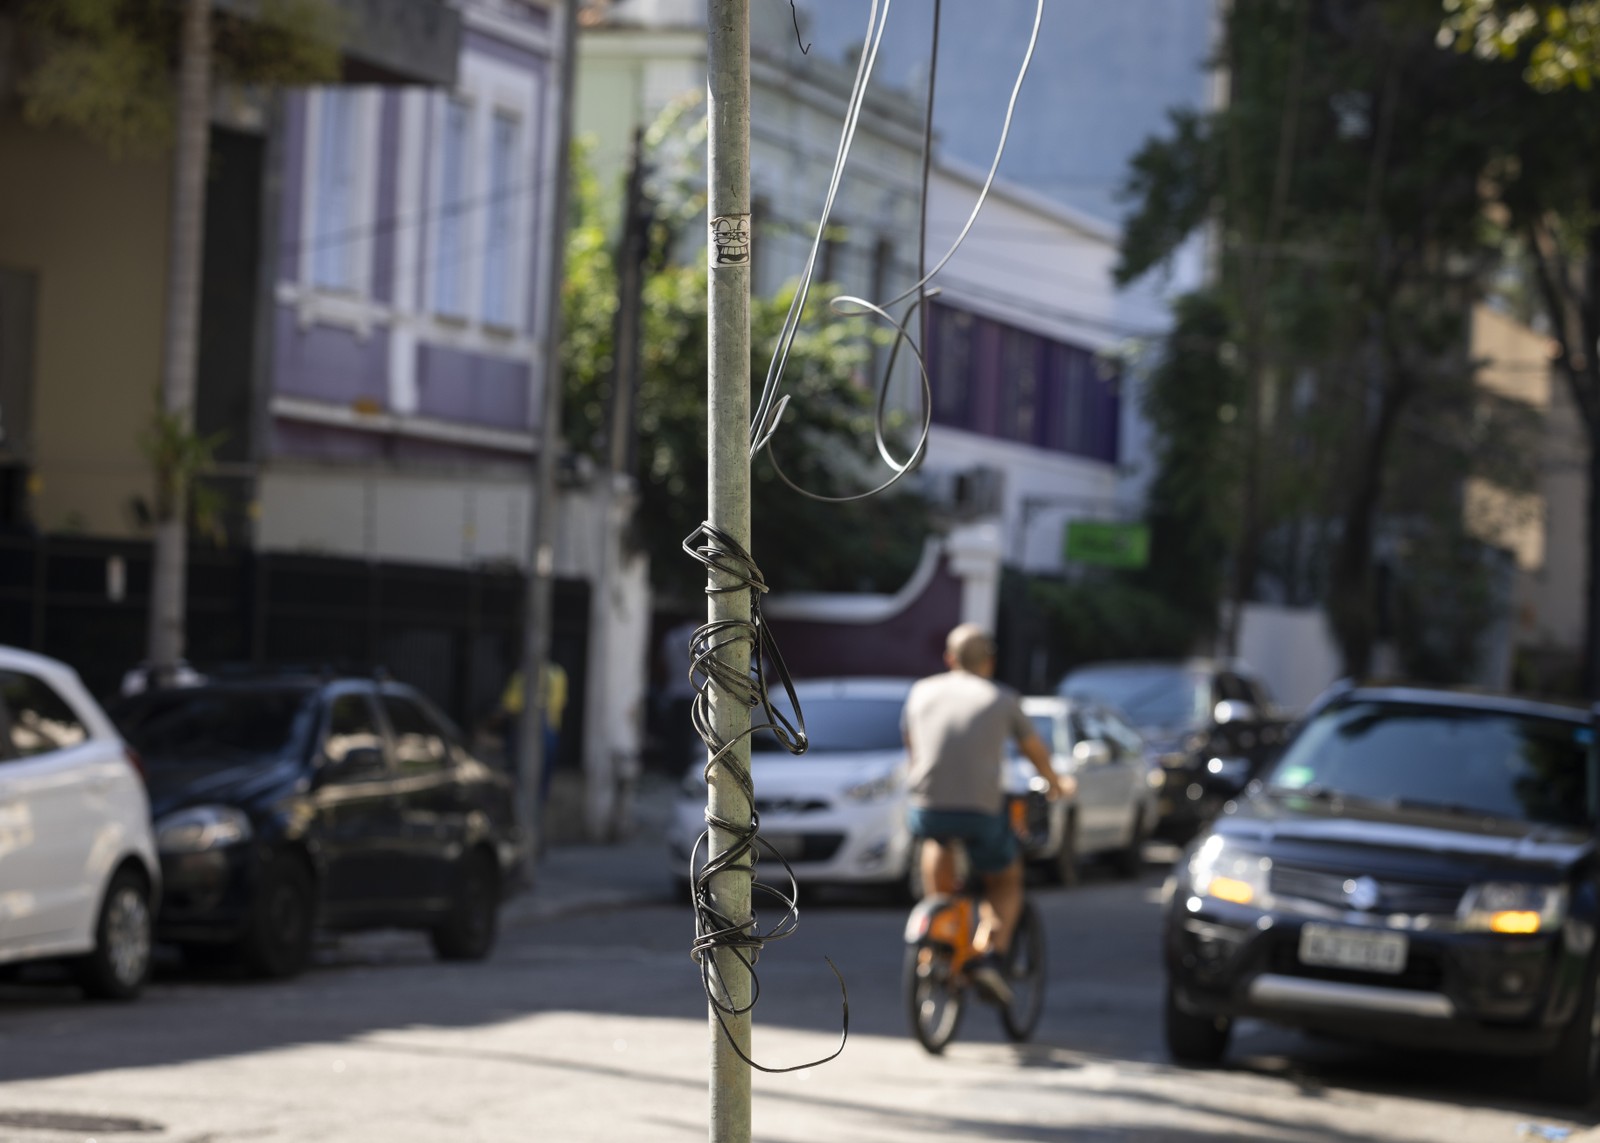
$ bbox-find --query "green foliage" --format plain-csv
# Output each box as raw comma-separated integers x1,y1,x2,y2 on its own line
1441,0,1600,90
1116,0,1520,676
139,402,228,544
561,136,932,607
13,0,342,156
1390,524,1506,683
1023,575,1198,675
1131,291,1245,638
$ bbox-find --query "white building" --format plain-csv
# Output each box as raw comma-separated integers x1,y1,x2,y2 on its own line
576,0,1152,578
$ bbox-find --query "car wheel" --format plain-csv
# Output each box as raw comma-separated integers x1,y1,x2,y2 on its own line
431,849,499,962
1051,813,1079,888
1111,807,1146,880
240,853,316,980
76,866,153,1001
1164,983,1231,1066
1545,962,1600,1105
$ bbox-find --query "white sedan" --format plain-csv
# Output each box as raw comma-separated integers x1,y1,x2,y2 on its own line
0,646,160,998
1006,695,1161,885
667,677,918,899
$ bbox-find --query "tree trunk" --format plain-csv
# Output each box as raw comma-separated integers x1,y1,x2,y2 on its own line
148,0,212,676
1328,371,1410,679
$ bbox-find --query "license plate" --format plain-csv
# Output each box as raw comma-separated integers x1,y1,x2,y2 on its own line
1298,923,1408,974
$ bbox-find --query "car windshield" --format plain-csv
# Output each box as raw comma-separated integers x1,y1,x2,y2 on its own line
112,686,317,771
1007,714,1058,758
1264,700,1595,828
749,695,906,754
1059,665,1207,732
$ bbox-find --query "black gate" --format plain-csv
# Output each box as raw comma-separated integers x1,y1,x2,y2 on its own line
0,535,589,770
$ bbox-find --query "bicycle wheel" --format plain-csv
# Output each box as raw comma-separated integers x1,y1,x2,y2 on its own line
999,902,1046,1042
904,943,966,1054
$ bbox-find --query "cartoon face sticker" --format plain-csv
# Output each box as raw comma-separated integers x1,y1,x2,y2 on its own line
710,214,750,266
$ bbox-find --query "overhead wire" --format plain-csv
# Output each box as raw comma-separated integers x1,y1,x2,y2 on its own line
749,0,1048,505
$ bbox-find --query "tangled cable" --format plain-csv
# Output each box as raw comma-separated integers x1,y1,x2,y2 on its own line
682,522,847,1073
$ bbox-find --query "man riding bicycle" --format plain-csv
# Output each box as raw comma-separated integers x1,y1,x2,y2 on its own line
902,623,1067,1005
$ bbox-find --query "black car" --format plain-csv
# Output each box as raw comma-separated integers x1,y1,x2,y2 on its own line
109,675,526,978
1163,682,1600,1102
1058,658,1289,841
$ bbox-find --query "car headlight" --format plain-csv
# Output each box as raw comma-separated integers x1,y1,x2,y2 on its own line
842,767,901,803
156,805,253,853
1458,882,1567,934
1188,835,1271,907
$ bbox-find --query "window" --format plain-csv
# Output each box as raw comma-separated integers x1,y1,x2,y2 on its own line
1001,327,1041,443
311,90,365,292
323,693,384,768
482,110,521,329
0,671,87,757
382,694,448,775
113,686,314,771
1266,702,1594,828
930,305,974,424
434,97,473,319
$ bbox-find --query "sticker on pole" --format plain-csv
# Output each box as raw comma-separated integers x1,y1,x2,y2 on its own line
709,214,750,267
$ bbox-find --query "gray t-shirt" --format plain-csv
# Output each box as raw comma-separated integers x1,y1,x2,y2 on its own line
901,670,1035,814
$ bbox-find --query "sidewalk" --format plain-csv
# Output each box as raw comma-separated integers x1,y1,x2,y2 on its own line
500,769,685,927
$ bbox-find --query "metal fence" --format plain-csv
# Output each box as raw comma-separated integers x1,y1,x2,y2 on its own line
0,534,589,769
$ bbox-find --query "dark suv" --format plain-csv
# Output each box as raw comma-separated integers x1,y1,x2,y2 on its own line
1058,658,1288,840
109,674,525,978
1163,683,1600,1103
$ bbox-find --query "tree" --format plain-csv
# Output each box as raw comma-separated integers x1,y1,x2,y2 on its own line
5,0,341,677
1119,0,1508,679
561,136,932,607
1131,291,1246,644
1430,0,1600,695
1440,0,1600,90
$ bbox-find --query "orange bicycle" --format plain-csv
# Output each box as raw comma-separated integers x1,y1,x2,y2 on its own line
901,805,1047,1054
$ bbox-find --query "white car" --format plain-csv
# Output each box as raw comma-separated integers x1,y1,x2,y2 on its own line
1006,695,1161,885
0,647,159,998
668,677,918,899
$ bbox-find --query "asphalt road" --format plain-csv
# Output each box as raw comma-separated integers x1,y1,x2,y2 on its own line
0,850,1594,1142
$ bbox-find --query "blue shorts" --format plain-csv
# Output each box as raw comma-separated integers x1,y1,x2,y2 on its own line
907,807,1019,875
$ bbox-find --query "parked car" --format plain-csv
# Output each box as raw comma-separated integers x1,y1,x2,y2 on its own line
0,646,159,1000
1163,682,1600,1103
1058,658,1289,841
667,677,918,899
108,674,525,978
1006,695,1161,885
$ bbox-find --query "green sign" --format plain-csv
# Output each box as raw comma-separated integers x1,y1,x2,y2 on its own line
1064,520,1150,569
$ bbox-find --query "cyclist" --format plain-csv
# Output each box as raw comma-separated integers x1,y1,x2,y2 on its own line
902,623,1067,1005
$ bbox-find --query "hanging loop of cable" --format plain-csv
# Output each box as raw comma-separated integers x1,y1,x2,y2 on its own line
682,522,847,1074
748,0,1045,506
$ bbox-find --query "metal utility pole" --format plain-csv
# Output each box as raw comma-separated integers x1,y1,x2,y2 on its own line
580,126,651,841
518,0,579,876
705,1,753,1140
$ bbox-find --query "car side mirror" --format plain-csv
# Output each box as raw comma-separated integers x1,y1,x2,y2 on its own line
1214,699,1259,726
320,745,386,784
1072,739,1111,767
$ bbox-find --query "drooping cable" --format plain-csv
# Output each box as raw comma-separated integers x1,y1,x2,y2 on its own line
682,522,847,1074
751,0,1046,505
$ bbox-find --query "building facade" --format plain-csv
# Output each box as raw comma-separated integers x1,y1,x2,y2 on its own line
576,0,1140,685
